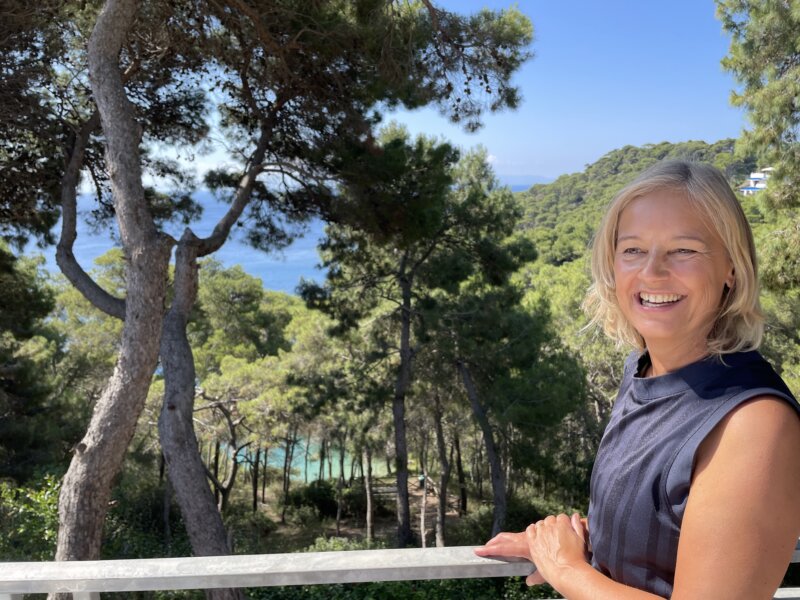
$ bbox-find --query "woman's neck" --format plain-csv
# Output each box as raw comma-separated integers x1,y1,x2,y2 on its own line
644,338,709,377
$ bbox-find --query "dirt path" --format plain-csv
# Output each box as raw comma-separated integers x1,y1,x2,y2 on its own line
354,475,461,545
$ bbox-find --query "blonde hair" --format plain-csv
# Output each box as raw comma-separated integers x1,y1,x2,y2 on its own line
583,160,763,355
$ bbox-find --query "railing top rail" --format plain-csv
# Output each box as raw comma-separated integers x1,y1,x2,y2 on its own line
0,546,531,595
1,540,797,597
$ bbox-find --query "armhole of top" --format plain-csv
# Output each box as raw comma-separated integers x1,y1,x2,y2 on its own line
662,388,799,525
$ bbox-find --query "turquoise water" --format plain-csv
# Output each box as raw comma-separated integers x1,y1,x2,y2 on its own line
242,439,377,483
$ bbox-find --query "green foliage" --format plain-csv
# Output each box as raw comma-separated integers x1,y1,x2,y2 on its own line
249,577,560,600
448,495,555,547
191,260,301,378
0,246,75,481
102,472,192,559
0,474,60,560
223,504,278,554
717,0,800,292
759,288,800,396
0,246,54,337
286,480,338,520
303,535,386,552
717,0,800,210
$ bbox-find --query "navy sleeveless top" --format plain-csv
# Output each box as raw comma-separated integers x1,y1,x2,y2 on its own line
588,350,798,597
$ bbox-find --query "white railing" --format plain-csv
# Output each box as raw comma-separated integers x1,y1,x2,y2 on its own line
1,542,798,600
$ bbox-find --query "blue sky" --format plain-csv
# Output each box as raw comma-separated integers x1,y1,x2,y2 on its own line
52,1,749,293
391,0,744,181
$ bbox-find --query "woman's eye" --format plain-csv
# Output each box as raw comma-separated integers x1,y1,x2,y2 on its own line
622,247,642,254
673,248,696,255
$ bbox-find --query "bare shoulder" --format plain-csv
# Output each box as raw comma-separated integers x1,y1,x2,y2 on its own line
699,394,800,464
673,396,800,599
694,394,800,502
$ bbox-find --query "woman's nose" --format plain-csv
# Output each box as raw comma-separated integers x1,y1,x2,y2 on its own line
641,251,669,279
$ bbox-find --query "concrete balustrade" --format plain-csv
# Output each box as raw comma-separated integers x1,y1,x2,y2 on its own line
1,541,798,600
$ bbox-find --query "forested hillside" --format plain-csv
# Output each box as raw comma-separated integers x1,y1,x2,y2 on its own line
519,139,757,266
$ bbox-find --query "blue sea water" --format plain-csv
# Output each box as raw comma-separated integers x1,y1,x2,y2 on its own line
29,184,535,294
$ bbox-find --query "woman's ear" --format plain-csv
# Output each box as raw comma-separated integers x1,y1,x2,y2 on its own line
726,266,735,290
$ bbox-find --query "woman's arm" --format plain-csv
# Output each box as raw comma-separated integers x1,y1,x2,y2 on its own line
671,396,800,599
475,396,800,599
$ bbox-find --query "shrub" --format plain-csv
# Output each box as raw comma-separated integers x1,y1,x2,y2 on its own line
448,495,546,547
304,536,386,552
0,474,60,560
102,473,192,559
285,504,319,528
247,576,561,599
286,480,337,519
223,504,277,554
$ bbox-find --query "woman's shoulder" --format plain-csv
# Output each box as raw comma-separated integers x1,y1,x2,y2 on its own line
698,350,797,405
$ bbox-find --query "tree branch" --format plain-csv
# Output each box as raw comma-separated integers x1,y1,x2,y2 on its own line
55,110,126,320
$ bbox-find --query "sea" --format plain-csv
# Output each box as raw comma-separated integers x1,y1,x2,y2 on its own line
27,183,536,295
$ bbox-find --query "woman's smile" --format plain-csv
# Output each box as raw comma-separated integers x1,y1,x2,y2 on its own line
613,188,734,363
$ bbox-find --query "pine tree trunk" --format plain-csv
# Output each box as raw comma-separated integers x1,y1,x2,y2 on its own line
433,396,451,547
252,448,260,513
419,433,428,548
213,440,221,506
318,437,326,482
261,447,269,503
304,430,311,484
159,238,243,600
349,453,357,487
281,427,293,524
364,446,374,542
458,360,506,537
336,433,346,536
453,430,467,516
53,0,173,578
392,274,414,547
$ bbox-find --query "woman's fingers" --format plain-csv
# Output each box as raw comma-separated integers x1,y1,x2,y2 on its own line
477,513,590,588
474,531,530,559
526,570,546,586
571,512,586,542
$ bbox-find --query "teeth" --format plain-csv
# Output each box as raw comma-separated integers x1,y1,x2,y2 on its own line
640,292,682,304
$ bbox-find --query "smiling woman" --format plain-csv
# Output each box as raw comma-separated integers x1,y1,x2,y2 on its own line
475,160,800,600
585,161,762,363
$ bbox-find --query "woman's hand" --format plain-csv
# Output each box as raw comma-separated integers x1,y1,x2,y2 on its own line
475,513,589,587
525,513,591,587
474,531,546,584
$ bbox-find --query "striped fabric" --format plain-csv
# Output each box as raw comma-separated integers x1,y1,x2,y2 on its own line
588,351,799,597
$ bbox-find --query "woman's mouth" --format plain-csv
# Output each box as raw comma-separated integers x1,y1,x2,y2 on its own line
638,292,684,308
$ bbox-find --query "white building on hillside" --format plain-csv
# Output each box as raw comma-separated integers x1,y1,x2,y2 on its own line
739,167,773,195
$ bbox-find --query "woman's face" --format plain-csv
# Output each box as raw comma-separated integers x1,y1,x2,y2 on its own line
613,189,734,356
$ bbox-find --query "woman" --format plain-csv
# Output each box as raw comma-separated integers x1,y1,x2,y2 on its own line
475,161,800,599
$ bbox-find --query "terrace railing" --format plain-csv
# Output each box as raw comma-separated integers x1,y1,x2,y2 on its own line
1,541,799,600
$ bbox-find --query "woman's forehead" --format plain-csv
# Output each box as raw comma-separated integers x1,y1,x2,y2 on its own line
618,191,709,225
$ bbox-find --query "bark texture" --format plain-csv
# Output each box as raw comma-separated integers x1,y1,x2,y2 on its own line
364,445,374,542
156,120,270,599
458,361,506,537
453,430,467,516
433,396,451,547
158,235,243,600
392,273,414,547
54,0,173,573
